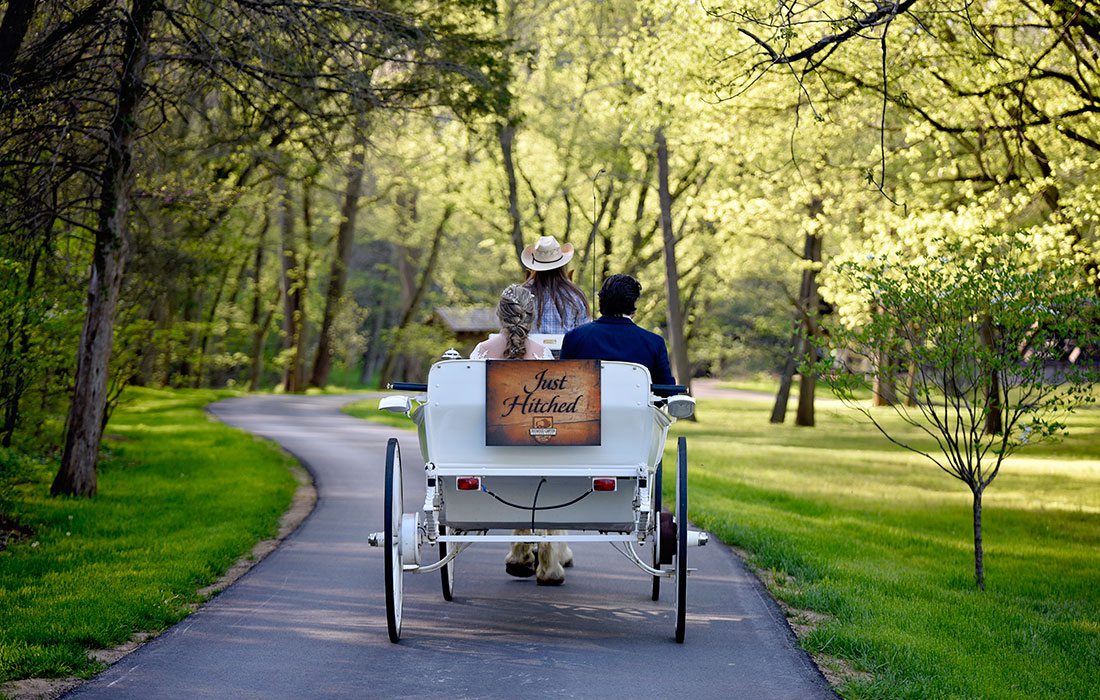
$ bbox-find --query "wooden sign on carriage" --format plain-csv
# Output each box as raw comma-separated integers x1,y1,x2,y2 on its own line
485,359,601,446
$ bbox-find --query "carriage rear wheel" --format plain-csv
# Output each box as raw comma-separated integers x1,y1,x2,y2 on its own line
439,526,454,601
384,438,404,642
651,459,662,601
674,436,688,643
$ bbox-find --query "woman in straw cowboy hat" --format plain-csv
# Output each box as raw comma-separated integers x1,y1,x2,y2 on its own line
521,236,591,334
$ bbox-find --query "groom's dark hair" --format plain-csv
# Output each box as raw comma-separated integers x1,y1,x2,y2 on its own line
598,274,642,316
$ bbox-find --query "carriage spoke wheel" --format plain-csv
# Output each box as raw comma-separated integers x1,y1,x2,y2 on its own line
651,459,662,601
439,526,454,601
384,438,404,643
674,436,689,644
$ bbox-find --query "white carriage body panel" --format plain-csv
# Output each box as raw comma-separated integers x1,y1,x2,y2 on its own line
420,359,670,470
415,359,672,531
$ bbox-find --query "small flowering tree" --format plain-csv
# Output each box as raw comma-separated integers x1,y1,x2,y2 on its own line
814,235,1098,590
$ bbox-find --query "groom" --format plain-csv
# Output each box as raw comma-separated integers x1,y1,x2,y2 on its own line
560,274,676,386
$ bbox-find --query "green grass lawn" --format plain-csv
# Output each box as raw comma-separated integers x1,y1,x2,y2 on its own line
719,373,874,401
0,388,298,683
345,393,1100,698
342,399,418,429
717,372,785,395
672,399,1100,699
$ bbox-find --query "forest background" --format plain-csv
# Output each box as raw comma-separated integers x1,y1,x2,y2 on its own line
2,0,1098,498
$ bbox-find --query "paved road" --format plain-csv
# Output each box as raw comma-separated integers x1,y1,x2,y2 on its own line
69,394,833,699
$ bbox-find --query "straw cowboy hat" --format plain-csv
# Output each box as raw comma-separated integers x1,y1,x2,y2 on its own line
521,236,575,271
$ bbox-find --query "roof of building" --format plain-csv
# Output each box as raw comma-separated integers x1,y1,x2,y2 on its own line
433,306,499,333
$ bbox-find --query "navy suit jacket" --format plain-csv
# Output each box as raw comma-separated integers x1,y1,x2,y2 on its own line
560,316,676,386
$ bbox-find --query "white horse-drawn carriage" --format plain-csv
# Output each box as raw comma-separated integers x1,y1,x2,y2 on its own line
368,356,706,642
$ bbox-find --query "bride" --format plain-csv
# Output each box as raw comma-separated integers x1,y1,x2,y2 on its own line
471,285,553,360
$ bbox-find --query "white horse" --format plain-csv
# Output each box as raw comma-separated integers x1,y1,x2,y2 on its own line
505,530,573,585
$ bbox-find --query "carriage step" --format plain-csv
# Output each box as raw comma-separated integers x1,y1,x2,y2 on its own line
368,532,383,547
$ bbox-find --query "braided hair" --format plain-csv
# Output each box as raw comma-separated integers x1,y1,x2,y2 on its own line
497,284,536,360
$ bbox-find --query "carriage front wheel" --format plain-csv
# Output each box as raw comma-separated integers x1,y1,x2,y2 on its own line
674,436,689,643
384,438,404,642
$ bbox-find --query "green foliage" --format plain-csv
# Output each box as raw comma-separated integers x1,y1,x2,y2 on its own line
0,389,297,682
0,238,83,449
817,233,1099,487
381,323,458,380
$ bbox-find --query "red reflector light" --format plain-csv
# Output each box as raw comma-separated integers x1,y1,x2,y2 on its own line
457,477,481,491
592,478,617,492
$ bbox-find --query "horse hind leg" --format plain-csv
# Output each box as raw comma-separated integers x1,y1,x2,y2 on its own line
536,530,566,586
505,529,536,578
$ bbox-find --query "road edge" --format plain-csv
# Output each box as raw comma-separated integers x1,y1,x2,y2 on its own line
0,405,319,700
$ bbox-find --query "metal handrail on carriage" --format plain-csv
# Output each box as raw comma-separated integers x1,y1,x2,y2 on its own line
368,358,707,644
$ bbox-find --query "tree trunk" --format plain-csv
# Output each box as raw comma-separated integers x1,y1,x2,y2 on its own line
192,261,233,388
248,205,271,391
360,299,389,386
985,372,1003,435
150,295,170,386
770,330,801,423
872,348,897,406
310,132,369,388
794,223,822,427
980,318,1003,435
655,127,691,393
499,121,525,272
905,360,918,407
53,0,155,497
796,369,816,426
296,181,314,389
598,188,622,297
0,0,36,79
175,287,198,385
378,206,453,388
577,178,615,299
279,178,303,393
973,487,984,591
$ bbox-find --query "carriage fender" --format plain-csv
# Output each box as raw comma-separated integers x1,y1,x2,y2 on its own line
648,407,673,470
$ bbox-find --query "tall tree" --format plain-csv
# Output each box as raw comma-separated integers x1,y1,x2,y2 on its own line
794,224,822,427
310,130,370,388
655,126,691,391
279,178,305,393
53,0,156,497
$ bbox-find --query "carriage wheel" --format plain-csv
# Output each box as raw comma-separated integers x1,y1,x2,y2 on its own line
439,525,454,601
651,459,662,601
384,438,404,643
674,436,688,644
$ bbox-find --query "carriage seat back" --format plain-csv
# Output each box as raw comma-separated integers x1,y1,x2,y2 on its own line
420,360,668,471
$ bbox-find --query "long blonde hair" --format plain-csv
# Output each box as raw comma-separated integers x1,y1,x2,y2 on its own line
498,284,535,359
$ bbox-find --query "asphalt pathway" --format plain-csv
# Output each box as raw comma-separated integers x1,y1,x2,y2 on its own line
68,394,833,699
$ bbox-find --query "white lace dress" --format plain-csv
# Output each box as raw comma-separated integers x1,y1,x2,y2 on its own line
471,333,554,360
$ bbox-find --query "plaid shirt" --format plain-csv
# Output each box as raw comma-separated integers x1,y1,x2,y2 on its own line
527,287,591,334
